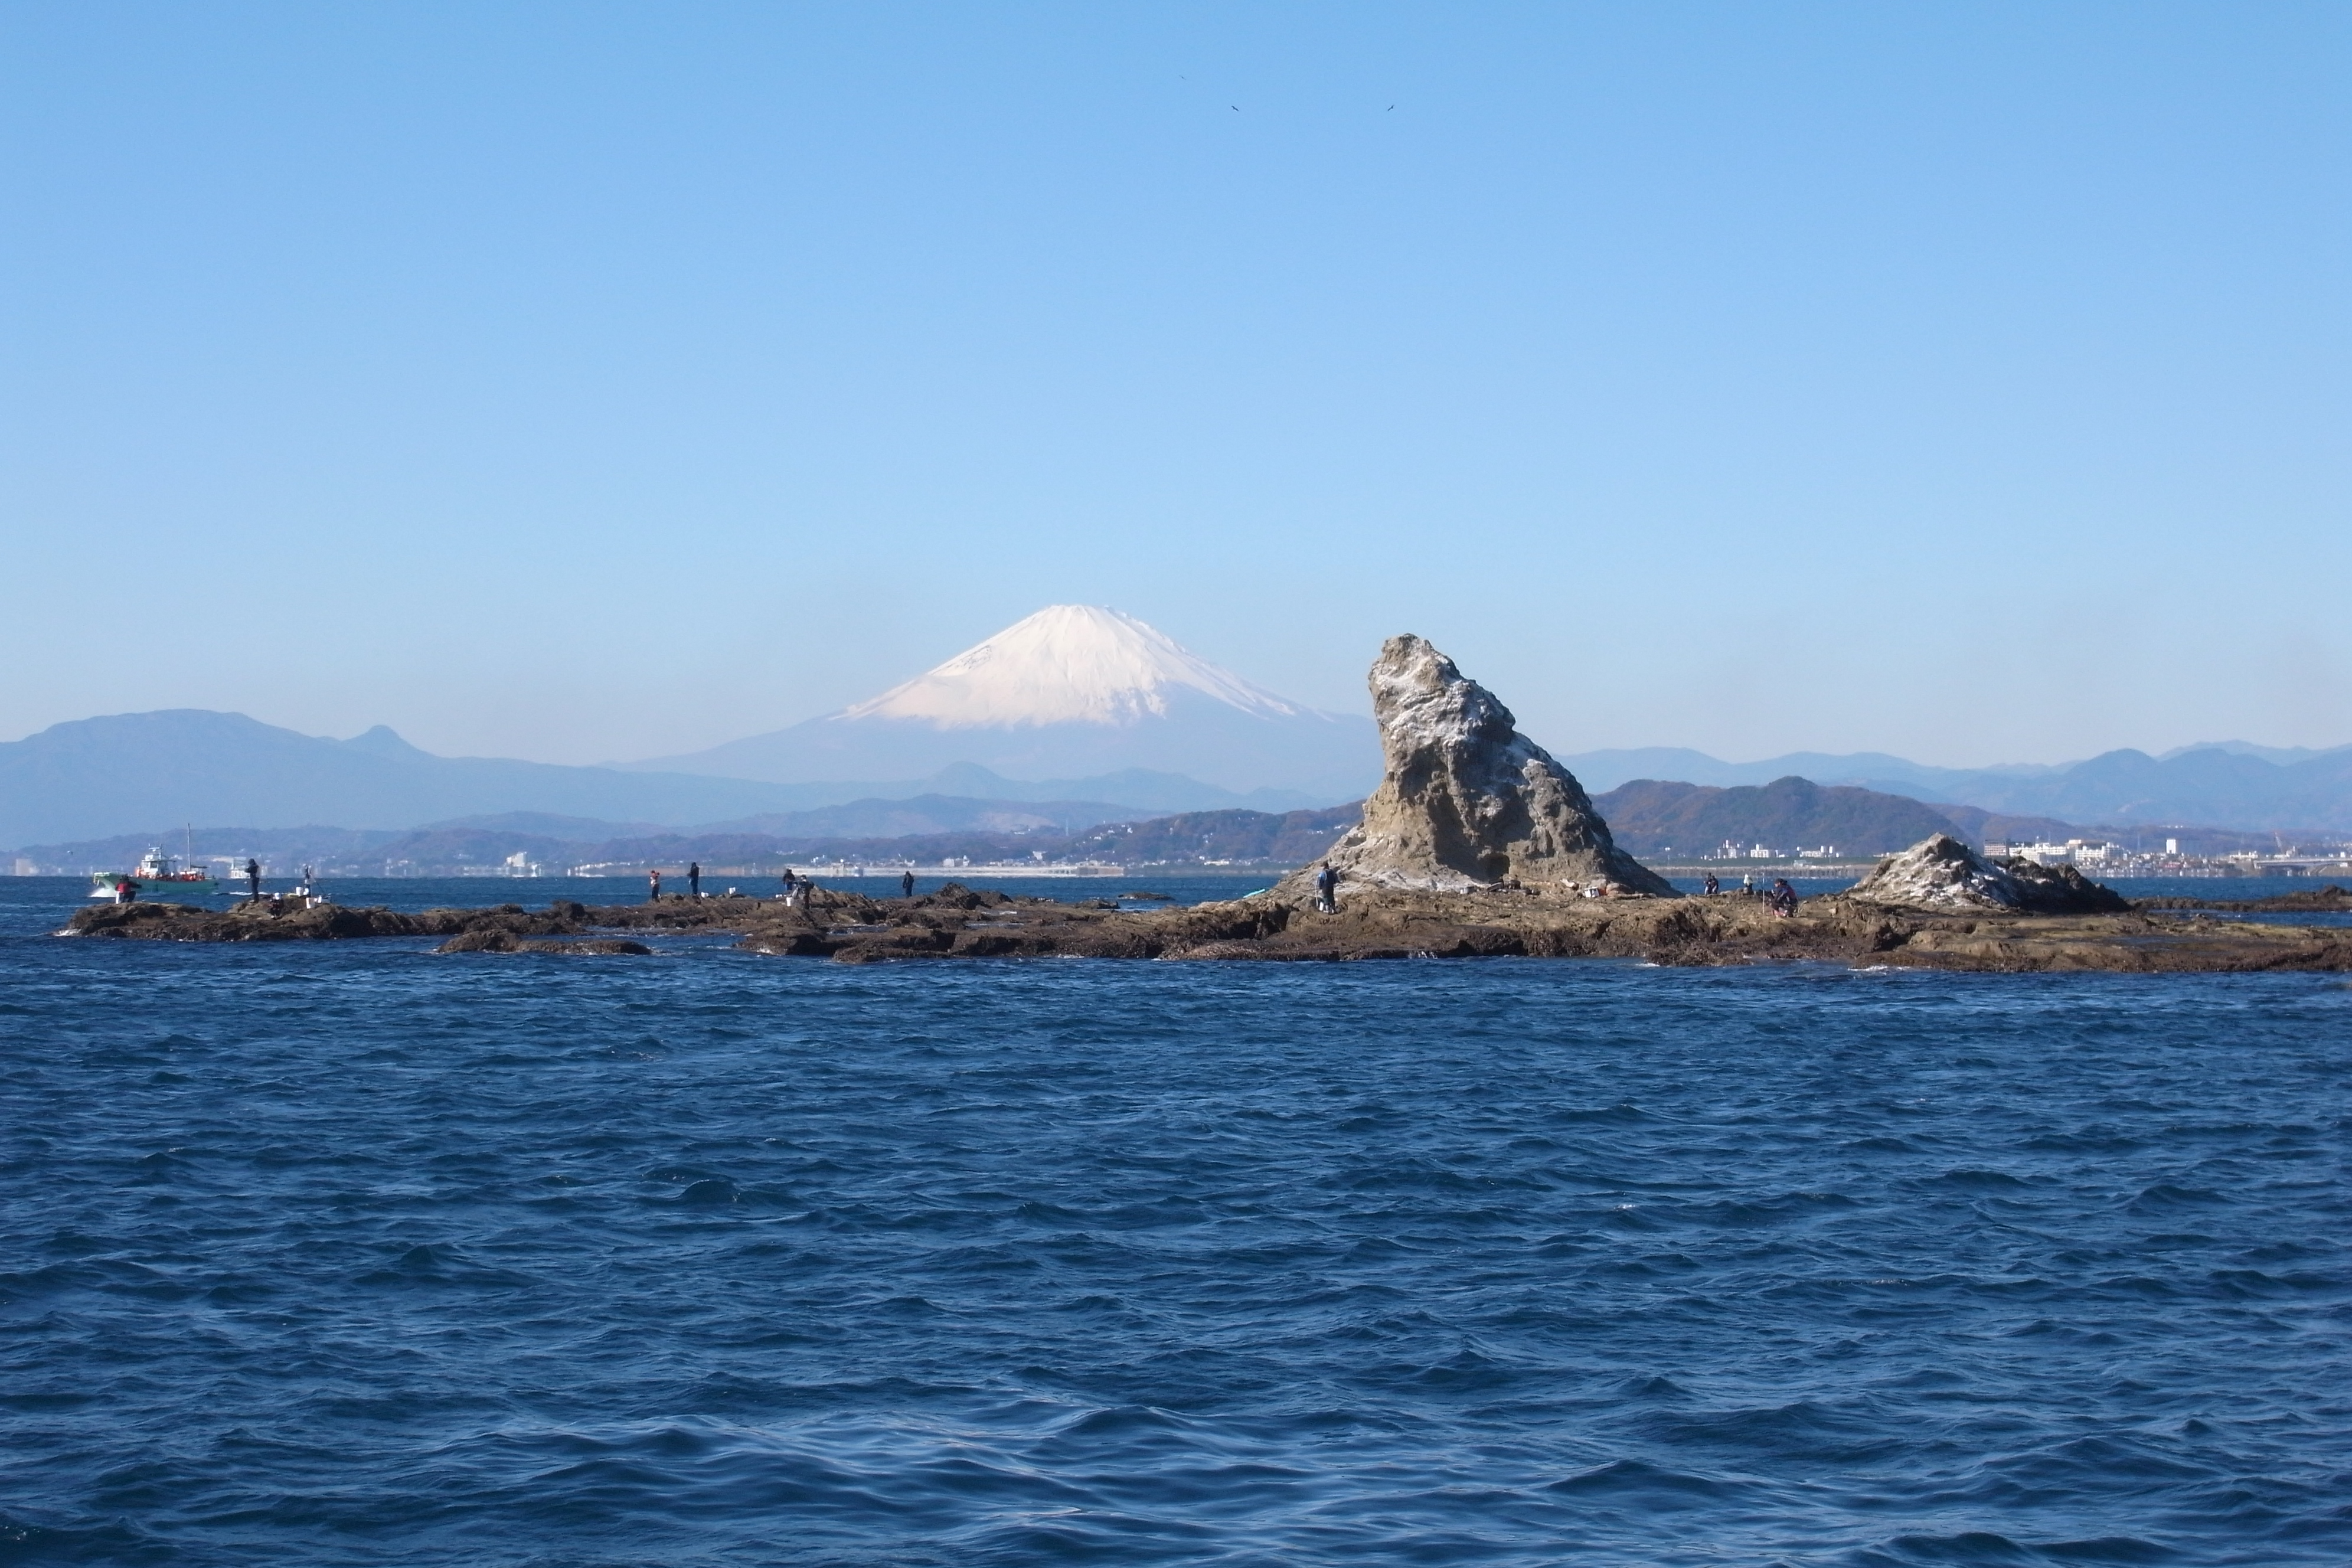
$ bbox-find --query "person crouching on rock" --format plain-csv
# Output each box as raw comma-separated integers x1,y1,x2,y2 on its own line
1314,863,1339,913
1702,872,1719,896
648,868,662,903
1768,877,1798,917
779,868,800,904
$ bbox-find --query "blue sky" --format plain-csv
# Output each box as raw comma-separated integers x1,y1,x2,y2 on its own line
4,3,2346,767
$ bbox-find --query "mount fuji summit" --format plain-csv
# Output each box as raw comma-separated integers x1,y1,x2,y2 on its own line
641,606,1378,799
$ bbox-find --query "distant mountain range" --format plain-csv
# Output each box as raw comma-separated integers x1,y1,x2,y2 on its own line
0,710,1323,850
18,770,2305,881
1592,778,1963,858
12,710,2350,856
1584,778,2278,860
16,802,1367,878
1563,744,2352,834
10,795,1161,876
0,711,796,849
5,601,2347,850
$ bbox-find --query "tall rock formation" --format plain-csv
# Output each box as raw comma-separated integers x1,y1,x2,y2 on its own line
1293,635,1672,896
1847,833,2131,914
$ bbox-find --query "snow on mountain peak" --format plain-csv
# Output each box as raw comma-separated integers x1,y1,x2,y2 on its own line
841,605,1311,729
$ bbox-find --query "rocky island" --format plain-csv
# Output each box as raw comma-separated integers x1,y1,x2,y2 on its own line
61,636,2352,975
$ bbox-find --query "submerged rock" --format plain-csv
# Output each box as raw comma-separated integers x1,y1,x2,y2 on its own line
435,930,652,955
1847,834,2131,914
1289,635,1671,896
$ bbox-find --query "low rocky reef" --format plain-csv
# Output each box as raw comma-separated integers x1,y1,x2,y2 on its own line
59,879,2352,974
55,635,2352,976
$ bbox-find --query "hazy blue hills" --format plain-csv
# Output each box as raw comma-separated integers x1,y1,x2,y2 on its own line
635,688,1377,802
18,777,2291,881
825,762,1320,814
1562,749,2048,795
0,711,818,847
1592,778,1966,858
1916,745,2352,831
15,796,1168,876
0,711,1324,848
448,796,1149,841
1066,805,1364,868
10,707,2348,853
1580,778,2271,860
1564,744,2352,832
18,803,1363,879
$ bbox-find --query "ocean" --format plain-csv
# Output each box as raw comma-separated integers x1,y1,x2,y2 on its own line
2,876,2347,1565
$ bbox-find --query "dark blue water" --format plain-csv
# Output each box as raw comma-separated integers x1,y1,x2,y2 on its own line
3,880,2347,1566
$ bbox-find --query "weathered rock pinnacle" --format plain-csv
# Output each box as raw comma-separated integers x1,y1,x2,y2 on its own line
1848,832,2130,914
1293,635,1672,896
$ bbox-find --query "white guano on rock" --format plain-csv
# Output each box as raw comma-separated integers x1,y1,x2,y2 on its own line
1847,832,2129,914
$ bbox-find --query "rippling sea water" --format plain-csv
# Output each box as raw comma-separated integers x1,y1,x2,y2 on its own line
3,878,2347,1566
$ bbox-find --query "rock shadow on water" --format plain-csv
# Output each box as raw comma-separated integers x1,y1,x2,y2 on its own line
1863,1528,2183,1564
1544,1455,1751,1510
1632,1397,1891,1464
355,1242,540,1290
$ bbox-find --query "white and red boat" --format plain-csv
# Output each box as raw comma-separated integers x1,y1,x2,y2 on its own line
89,848,220,901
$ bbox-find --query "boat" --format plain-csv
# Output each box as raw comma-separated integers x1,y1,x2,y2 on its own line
89,848,221,901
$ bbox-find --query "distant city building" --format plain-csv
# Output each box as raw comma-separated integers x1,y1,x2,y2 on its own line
1983,838,2122,867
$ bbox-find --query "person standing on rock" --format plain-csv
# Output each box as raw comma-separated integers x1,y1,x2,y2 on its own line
688,861,701,900
1314,863,1339,914
901,870,916,899
244,858,262,900
780,868,799,903
648,868,662,903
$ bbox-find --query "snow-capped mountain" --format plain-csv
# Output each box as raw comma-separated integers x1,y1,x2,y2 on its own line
636,606,1378,798
845,605,1308,727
